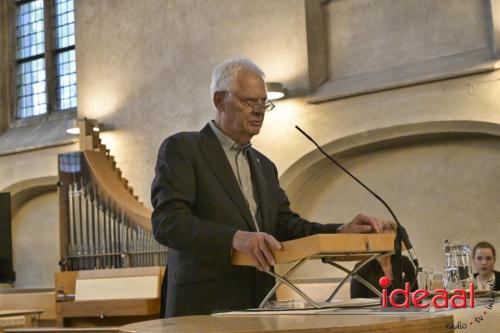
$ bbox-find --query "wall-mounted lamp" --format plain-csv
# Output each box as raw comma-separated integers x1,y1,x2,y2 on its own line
266,82,285,100
66,120,101,135
66,126,80,135
66,118,105,151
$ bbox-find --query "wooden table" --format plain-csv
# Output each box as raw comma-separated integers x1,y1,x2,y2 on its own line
120,297,500,333
119,311,453,333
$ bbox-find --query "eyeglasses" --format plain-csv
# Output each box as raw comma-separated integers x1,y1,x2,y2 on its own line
225,91,275,112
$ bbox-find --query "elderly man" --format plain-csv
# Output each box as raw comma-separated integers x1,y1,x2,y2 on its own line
151,57,381,317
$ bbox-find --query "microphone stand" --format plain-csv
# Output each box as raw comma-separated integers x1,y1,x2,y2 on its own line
295,126,419,288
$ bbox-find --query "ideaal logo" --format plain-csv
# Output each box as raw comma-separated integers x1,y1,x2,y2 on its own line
378,276,475,309
378,276,497,330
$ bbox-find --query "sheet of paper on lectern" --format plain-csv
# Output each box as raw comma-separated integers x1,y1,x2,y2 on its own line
75,275,159,301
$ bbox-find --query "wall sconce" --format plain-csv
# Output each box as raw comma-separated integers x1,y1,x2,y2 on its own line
66,119,101,135
66,126,80,135
66,118,106,151
266,82,285,100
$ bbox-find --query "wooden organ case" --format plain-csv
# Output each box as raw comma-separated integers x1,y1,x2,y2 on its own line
56,119,167,327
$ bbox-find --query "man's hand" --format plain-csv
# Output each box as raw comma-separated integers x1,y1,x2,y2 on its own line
232,231,282,271
337,213,382,234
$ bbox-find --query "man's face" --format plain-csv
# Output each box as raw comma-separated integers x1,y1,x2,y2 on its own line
216,68,267,144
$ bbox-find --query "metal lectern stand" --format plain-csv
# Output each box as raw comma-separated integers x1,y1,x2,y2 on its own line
231,234,396,309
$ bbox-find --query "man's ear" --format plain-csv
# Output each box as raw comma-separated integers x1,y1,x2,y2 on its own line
213,91,226,111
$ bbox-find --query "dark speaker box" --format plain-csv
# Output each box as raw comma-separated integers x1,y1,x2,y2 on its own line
0,192,15,283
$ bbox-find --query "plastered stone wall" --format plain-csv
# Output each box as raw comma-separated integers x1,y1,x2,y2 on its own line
326,0,490,78
76,0,310,205
0,144,77,191
11,191,59,288
76,0,500,205
255,69,500,174
279,135,500,279
0,145,76,288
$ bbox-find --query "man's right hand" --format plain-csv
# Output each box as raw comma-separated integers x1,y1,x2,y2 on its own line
232,231,282,271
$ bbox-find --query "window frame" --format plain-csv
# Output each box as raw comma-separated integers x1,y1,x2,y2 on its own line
7,0,77,126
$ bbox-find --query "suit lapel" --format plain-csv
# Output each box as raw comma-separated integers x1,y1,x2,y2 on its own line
198,124,256,231
247,149,269,232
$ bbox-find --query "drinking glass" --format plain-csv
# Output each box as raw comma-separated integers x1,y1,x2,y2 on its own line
417,267,434,291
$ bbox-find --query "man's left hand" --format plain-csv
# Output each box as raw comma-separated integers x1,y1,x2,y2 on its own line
337,213,382,233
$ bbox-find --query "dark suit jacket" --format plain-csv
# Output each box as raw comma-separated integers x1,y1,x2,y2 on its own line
473,270,500,291
151,123,341,317
350,255,417,298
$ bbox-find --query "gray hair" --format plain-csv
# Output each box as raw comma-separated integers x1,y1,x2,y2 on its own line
210,57,265,106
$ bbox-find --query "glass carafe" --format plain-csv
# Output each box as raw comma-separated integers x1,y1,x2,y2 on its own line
443,239,473,290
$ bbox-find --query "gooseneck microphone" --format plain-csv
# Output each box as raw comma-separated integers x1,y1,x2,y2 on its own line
295,125,419,285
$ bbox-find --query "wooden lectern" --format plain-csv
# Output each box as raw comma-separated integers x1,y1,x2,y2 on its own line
232,233,397,308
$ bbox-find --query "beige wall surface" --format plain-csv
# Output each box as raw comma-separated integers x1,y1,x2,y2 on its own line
326,0,490,78
11,191,60,288
75,0,500,206
76,0,310,205
281,135,500,279
259,69,500,175
0,143,78,191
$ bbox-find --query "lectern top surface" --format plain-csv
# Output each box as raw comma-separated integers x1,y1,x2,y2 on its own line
231,233,396,266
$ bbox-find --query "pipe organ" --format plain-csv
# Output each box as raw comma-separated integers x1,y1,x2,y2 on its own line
56,119,166,326
58,152,166,271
